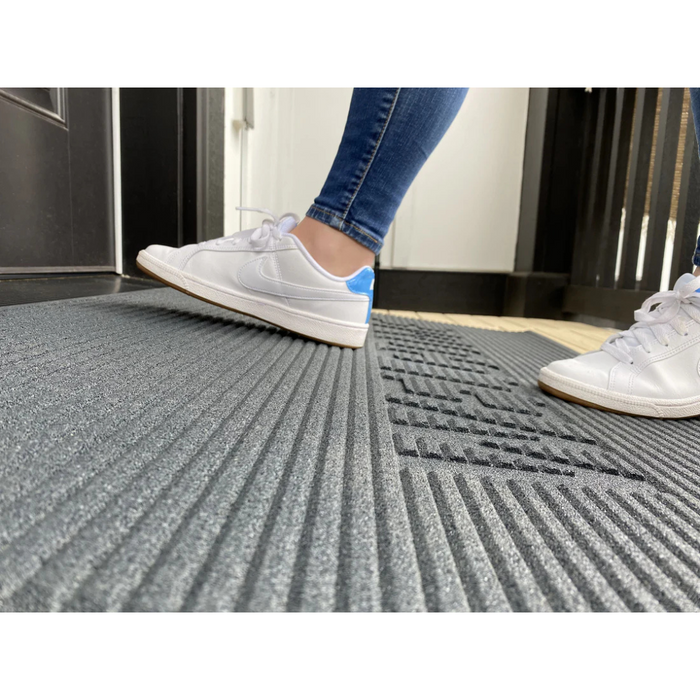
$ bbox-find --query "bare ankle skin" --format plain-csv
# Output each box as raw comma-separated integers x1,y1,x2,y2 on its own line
292,217,375,277
694,267,700,277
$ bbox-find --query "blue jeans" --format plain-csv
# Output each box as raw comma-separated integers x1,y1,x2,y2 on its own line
312,87,700,271
307,88,468,254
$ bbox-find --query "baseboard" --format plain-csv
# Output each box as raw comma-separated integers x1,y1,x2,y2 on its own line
563,285,650,324
0,273,161,308
374,269,507,314
503,272,569,319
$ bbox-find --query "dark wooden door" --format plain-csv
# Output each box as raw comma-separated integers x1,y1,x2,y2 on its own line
0,88,115,273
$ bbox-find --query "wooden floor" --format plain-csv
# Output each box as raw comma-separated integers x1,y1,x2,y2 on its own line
372,309,617,354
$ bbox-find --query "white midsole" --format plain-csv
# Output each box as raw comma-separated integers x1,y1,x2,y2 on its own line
136,250,369,348
538,366,700,418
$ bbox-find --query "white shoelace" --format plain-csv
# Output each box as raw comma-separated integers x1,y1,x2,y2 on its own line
212,207,299,249
602,278,700,364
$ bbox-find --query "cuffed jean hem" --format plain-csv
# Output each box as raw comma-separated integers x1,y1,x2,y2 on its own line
306,204,382,255
693,251,700,268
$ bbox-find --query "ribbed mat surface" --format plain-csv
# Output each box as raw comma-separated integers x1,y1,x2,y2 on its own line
2,288,700,611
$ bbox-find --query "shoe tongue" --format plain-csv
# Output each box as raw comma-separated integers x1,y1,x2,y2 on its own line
673,272,698,291
279,216,298,234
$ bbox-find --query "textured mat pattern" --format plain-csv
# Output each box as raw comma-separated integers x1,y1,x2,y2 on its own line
2,289,700,612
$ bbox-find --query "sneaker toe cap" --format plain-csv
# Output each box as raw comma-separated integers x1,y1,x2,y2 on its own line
540,351,618,390
143,244,175,263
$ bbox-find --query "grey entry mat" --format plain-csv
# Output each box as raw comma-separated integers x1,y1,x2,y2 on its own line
2,288,700,612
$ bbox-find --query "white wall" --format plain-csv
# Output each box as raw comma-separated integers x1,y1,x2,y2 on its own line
224,88,529,272
224,88,353,236
389,89,529,272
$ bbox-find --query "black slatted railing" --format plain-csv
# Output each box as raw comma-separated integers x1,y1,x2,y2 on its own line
564,88,700,323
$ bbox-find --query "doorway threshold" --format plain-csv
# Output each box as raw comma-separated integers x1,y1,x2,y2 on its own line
0,273,162,308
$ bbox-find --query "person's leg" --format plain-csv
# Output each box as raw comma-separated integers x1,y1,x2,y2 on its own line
294,88,468,276
137,88,467,346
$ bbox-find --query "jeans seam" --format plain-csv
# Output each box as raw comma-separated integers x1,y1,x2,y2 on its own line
307,204,382,244
341,88,401,221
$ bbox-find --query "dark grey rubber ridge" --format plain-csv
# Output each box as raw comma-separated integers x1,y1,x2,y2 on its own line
2,288,700,611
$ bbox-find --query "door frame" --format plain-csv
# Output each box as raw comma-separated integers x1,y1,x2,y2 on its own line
118,88,225,277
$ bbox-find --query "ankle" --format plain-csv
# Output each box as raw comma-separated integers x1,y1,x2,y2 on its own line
293,217,375,277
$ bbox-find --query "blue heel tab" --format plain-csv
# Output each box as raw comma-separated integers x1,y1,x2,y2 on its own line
346,267,374,323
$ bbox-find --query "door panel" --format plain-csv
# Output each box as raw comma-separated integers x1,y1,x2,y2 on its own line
0,88,65,120
0,88,114,273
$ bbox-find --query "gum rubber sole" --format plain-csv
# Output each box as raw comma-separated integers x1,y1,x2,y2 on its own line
538,380,700,420
136,258,365,349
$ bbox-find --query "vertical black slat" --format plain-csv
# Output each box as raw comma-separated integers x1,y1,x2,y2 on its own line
617,88,659,289
596,88,636,288
530,90,561,271
536,89,589,274
669,108,700,280
517,89,591,273
514,88,553,273
570,89,600,285
182,88,197,247
640,88,684,291
579,88,617,287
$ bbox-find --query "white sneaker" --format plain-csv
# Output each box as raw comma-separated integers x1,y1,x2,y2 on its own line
538,274,700,418
136,208,373,348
